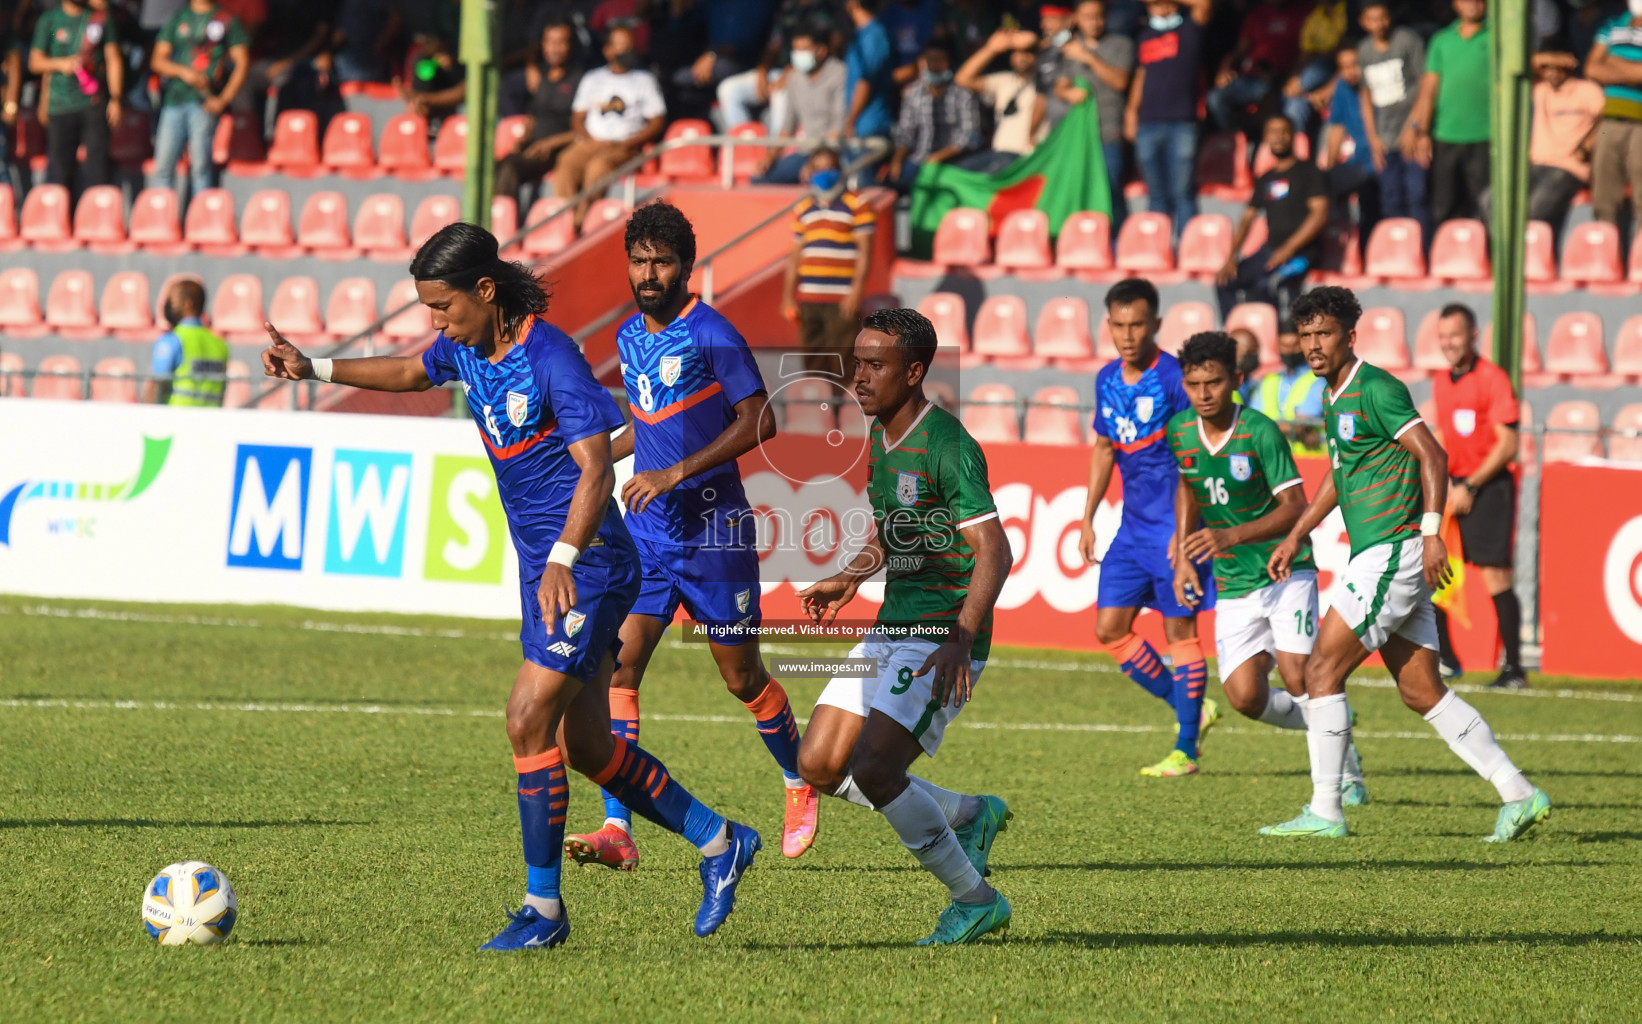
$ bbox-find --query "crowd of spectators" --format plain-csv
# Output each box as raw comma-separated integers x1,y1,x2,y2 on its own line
4,0,1642,265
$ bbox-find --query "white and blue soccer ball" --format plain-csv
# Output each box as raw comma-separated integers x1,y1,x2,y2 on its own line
141,861,238,946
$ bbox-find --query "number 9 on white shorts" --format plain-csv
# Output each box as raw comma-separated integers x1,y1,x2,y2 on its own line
815,633,987,756
1213,570,1320,681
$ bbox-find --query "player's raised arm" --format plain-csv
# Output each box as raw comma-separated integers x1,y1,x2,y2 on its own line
1396,418,1453,590
260,323,435,393
1269,472,1336,581
1079,433,1116,563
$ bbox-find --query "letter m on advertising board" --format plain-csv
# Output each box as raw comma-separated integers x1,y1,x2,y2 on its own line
227,445,312,570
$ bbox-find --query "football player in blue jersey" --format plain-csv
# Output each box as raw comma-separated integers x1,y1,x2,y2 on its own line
565,201,821,869
1076,278,1222,777
259,222,761,949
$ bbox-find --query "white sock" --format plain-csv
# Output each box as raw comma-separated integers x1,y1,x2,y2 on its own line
1307,693,1351,822
784,774,808,789
831,773,876,810
603,817,631,835
1294,692,1310,724
1423,691,1535,803
523,894,562,920
879,783,985,900
1258,688,1308,730
911,776,981,827
698,820,730,857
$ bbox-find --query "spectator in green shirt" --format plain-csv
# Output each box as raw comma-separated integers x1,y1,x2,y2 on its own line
28,0,122,194
150,0,250,207
1405,0,1492,228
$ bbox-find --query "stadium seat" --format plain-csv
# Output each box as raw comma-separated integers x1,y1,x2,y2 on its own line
917,292,969,351
326,278,380,341
127,188,186,254
45,270,102,338
1024,385,1085,446
184,189,241,254
1609,403,1642,461
1316,220,1364,284
33,355,84,400
522,197,576,257
1033,297,1099,370
1544,312,1609,382
1561,221,1623,285
659,119,715,181
433,115,469,174
931,208,990,268
1516,399,1537,470
379,114,435,177
0,267,44,335
1428,219,1490,284
1177,214,1233,279
382,279,434,341
1412,310,1446,372
224,360,252,409
1363,218,1426,282
1495,313,1546,384
1224,303,1278,360
0,352,23,396
211,274,267,342
1056,211,1113,273
110,107,153,168
970,295,1038,368
354,193,409,260
994,209,1052,270
20,184,75,251
584,198,629,233
91,357,138,403
1159,300,1217,353
726,122,767,181
961,383,1020,443
100,271,153,341
1631,234,1642,285
1613,316,1642,381
410,195,461,249
215,110,267,171
0,185,17,251
1114,212,1176,273
241,189,299,257
782,378,837,435
267,110,322,174
321,112,377,175
1355,307,1410,369
492,195,520,254
1238,215,1268,259
268,277,327,343
296,191,355,257
1524,220,1560,289
1195,131,1252,201
1543,400,1603,463
73,185,128,253
494,115,530,160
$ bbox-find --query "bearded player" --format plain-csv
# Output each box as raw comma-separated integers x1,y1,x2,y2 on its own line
1265,286,1549,840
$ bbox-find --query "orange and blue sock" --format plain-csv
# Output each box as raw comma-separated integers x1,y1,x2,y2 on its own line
1108,633,1174,706
515,749,568,906
589,736,726,851
600,687,640,830
743,678,803,785
1170,640,1208,758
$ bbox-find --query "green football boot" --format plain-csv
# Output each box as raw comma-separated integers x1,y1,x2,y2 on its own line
1259,805,1350,838
914,891,1012,946
1484,787,1552,843
1141,749,1199,777
1340,779,1370,807
954,795,1012,877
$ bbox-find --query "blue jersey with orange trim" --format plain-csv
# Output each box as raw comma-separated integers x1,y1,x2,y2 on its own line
1092,350,1190,544
616,299,766,546
423,317,633,570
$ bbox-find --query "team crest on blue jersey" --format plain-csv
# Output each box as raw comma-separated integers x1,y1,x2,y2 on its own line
1229,454,1252,481
896,471,919,506
735,589,751,613
659,355,683,387
564,610,586,637
507,390,529,428
1338,413,1356,441
1135,396,1154,423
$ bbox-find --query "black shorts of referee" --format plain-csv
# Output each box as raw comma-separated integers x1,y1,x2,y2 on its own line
1451,473,1515,568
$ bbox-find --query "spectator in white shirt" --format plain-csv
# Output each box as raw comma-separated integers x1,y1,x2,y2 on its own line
553,26,666,222
954,27,1041,174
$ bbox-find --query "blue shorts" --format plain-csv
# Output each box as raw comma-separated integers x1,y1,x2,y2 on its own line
631,535,762,646
520,557,640,680
1098,538,1216,618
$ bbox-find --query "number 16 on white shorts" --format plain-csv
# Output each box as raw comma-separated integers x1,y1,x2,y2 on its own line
1214,570,1320,680
816,634,987,756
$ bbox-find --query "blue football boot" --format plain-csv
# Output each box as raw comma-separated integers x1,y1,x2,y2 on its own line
695,822,762,937
479,905,570,950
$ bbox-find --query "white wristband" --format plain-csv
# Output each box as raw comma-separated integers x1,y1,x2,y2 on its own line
1421,512,1442,537
310,358,334,383
548,542,580,568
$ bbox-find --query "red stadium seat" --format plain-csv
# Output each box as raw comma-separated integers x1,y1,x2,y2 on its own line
1195,131,1252,201
583,198,629,233
100,271,153,341
382,279,433,341
1631,234,1642,285
962,384,1020,443
1114,212,1176,273
410,195,461,249
1518,400,1538,472
1177,214,1233,278
1355,307,1410,369
45,270,102,338
727,122,767,181
1056,211,1112,272
184,189,242,255
267,110,322,173
379,114,435,177
1613,316,1642,380
1490,313,1545,384
0,352,23,396
73,184,128,253
1224,303,1278,359
20,184,75,251
1544,312,1608,379
33,355,83,400
1543,400,1603,463
0,267,43,334
215,110,266,171
494,115,530,159
321,112,377,174
110,107,153,167
917,292,969,351
433,115,469,173
783,378,837,435
326,278,379,340
1428,218,1490,284
1364,218,1426,281
91,357,138,403
994,209,1052,270
296,191,355,257
224,360,252,409
1412,310,1447,372
491,195,520,253
522,196,575,257
1562,221,1622,284
659,119,715,181
241,189,298,257
1160,300,1218,353
1524,220,1559,289
1239,215,1268,259
268,277,327,342
1316,220,1363,284
128,188,186,254
932,208,990,268
0,185,17,251
211,274,266,341
1024,385,1085,445
354,193,408,259
1610,403,1642,461
1034,297,1099,370
970,295,1036,367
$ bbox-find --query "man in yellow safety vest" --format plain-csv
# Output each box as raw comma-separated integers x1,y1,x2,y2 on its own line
144,279,229,406
1253,321,1325,456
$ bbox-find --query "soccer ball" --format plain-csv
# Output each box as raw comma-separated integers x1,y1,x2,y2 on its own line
141,861,238,946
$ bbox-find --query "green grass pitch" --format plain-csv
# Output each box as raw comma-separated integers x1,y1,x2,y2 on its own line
2,596,1640,1022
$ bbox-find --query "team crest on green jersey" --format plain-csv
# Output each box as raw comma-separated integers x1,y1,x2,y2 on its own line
896,471,919,506
1229,453,1252,481
1338,413,1356,440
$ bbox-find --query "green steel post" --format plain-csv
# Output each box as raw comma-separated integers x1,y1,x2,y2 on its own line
460,0,497,228
1490,0,1531,393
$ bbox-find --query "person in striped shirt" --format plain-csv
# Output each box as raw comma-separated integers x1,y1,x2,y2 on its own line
781,147,877,373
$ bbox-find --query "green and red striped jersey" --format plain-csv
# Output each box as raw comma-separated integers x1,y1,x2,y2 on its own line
1323,359,1424,558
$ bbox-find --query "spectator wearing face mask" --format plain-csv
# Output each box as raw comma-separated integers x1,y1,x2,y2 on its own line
1054,0,1135,223
1126,0,1213,243
954,27,1041,174
1032,3,1074,136
883,40,982,191
781,147,877,372
754,25,848,184
1253,320,1325,456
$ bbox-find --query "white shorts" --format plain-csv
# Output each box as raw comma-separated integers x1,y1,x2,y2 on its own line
814,633,986,757
1214,570,1320,681
1332,537,1439,654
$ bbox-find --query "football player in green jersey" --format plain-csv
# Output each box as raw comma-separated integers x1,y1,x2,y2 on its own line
796,308,1014,946
1265,287,1550,842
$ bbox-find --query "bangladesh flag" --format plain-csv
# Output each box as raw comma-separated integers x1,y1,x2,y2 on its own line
907,91,1111,259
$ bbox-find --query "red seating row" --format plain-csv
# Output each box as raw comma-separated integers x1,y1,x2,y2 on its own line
0,351,259,406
